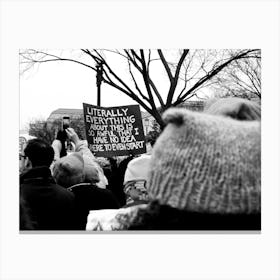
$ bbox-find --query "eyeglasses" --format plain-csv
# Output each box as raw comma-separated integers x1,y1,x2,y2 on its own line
19,154,27,160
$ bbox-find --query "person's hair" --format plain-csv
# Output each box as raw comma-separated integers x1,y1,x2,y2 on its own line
24,138,54,167
116,200,261,230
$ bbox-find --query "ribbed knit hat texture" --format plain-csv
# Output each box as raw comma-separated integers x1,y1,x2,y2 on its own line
53,152,85,188
204,97,261,121
146,108,261,214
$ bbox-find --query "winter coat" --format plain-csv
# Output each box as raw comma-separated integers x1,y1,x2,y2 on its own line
67,183,120,229
20,166,77,230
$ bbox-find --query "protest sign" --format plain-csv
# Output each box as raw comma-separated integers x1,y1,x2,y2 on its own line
83,103,147,157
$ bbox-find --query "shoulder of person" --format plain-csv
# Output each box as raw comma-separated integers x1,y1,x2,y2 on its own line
54,183,76,199
127,154,151,166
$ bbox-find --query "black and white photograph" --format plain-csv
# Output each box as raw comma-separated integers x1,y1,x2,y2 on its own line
19,48,261,231
1,1,280,280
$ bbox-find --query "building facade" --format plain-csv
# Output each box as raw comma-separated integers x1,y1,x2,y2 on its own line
47,101,206,136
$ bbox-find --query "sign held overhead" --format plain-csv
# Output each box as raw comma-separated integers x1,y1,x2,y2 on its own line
83,103,146,157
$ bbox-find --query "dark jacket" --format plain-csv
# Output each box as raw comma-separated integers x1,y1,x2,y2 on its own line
20,166,77,230
67,183,120,229
105,156,134,207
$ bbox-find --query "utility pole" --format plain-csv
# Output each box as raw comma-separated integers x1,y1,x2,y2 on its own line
96,62,103,106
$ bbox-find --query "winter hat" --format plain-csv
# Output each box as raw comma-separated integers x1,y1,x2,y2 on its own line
124,154,152,183
53,152,85,188
123,154,151,205
204,97,261,121
146,108,261,214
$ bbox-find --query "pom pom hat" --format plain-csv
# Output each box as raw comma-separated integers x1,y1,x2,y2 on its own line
146,108,261,214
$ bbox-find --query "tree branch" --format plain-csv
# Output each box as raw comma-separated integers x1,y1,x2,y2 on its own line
173,49,258,106
158,49,173,82
125,49,164,107
139,50,158,113
165,49,189,106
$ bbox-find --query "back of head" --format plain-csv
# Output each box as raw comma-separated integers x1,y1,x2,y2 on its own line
53,152,85,188
147,108,261,214
24,139,54,167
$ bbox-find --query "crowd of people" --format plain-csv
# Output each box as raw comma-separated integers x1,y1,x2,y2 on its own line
19,97,261,231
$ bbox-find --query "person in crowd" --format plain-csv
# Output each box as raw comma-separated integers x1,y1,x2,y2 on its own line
85,134,159,231
20,138,77,230
52,130,68,160
52,128,109,189
122,133,158,207
52,128,120,229
113,105,261,230
104,156,132,207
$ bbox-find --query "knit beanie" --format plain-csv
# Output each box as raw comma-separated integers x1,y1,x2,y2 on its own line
146,108,261,214
124,154,151,183
53,152,85,188
204,97,261,121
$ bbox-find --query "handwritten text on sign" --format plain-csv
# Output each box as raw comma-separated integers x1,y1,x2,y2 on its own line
83,103,146,157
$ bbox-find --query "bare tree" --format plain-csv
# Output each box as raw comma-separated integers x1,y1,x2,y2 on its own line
28,119,59,144
20,49,259,128
28,117,85,144
210,50,261,100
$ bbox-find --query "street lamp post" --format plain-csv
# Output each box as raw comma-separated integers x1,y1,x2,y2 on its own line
96,63,103,106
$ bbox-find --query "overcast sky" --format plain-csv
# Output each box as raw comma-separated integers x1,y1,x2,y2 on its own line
20,55,138,130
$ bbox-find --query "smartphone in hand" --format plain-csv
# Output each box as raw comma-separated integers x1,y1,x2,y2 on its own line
62,116,70,130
